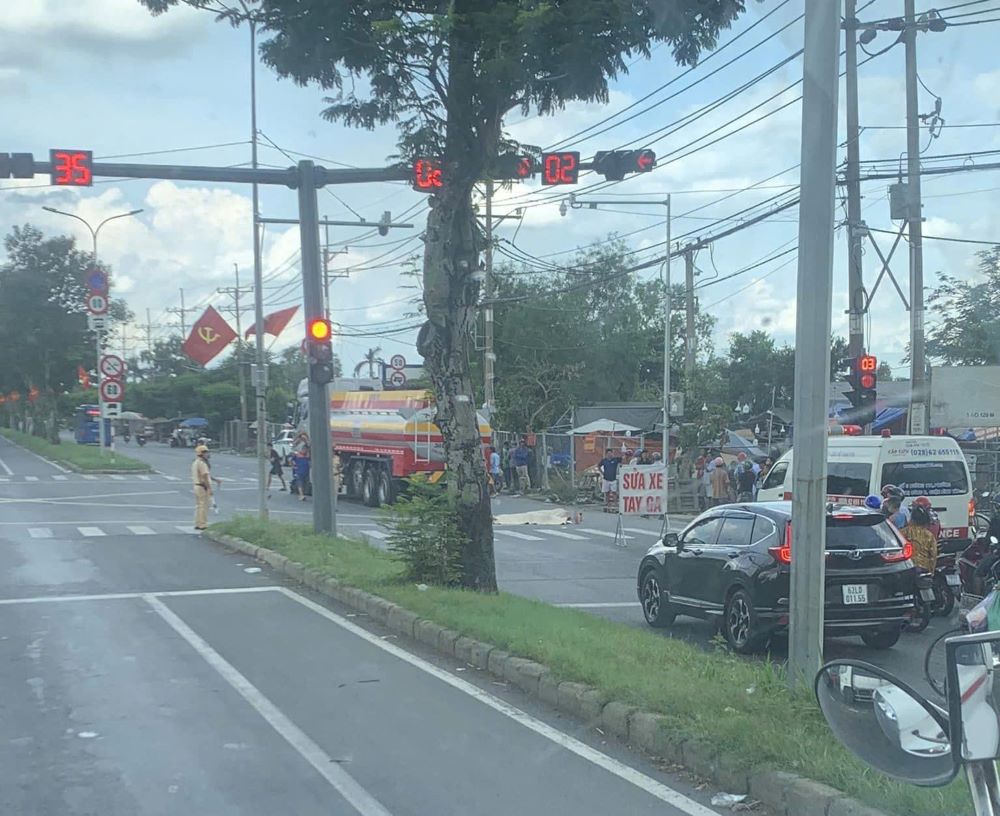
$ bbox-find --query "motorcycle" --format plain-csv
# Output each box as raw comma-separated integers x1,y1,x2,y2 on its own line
136,434,146,447
932,552,959,617
815,629,1000,813
959,533,1000,606
909,571,937,633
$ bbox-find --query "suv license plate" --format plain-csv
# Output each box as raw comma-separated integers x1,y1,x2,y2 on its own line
946,573,961,587
842,584,868,605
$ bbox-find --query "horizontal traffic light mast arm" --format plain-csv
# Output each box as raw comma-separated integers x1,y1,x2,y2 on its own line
28,160,414,187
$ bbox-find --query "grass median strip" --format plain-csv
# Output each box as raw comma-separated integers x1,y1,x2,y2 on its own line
214,516,970,816
0,428,152,472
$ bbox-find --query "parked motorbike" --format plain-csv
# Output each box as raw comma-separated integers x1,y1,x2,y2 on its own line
909,571,937,633
959,533,1000,605
932,552,959,617
815,629,1000,814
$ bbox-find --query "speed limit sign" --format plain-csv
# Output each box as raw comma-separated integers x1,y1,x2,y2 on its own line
99,354,125,379
389,354,406,370
99,379,124,402
87,293,108,315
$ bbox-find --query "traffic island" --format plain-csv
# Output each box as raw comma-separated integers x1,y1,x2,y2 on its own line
205,516,970,816
0,428,153,473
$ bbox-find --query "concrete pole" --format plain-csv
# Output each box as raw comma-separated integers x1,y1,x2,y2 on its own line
661,196,671,514
249,18,269,519
232,263,249,428
904,0,928,434
484,179,496,414
844,0,866,359
684,247,696,397
789,0,840,687
297,161,335,535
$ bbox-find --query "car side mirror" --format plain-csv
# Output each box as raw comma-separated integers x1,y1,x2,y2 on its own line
945,630,1000,763
664,532,680,550
815,660,957,787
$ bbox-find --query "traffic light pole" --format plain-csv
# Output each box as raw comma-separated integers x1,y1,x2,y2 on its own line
295,161,335,536
843,0,866,360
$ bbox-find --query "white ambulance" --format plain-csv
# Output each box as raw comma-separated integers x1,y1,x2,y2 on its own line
756,433,974,551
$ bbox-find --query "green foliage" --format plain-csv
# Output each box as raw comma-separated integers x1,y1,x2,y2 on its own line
380,477,465,586
926,247,1000,365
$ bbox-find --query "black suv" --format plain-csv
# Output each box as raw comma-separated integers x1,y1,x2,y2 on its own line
636,502,918,653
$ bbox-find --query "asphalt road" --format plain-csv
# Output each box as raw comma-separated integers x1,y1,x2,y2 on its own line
0,434,747,816
34,438,961,696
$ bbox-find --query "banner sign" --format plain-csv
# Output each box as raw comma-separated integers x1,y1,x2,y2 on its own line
618,465,666,515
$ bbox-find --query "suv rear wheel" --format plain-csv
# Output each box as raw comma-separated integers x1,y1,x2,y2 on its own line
723,588,766,654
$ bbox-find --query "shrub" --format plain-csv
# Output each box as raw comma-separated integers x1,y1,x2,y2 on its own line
380,477,465,586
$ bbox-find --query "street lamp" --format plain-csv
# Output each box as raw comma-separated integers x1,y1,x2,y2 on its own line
41,206,143,455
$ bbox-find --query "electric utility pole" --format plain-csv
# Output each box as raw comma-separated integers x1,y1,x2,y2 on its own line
484,179,496,414
322,216,350,321
844,0,866,359
904,0,927,434
166,288,196,338
683,247,696,396
217,262,251,426
789,0,839,687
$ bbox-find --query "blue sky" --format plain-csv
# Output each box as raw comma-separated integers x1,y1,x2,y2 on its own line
2,0,998,391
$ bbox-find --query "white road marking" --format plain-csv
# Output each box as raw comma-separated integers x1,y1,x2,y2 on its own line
577,528,633,540
0,585,282,606
160,474,181,481
533,528,587,541
82,475,98,480
555,602,641,609
279,587,719,816
144,594,394,816
27,528,52,539
361,529,389,540
109,475,126,481
25,476,39,482
127,525,156,536
137,475,151,481
243,477,257,483
0,456,13,475
78,526,106,537
52,475,68,481
0,477,9,482
0,438,70,473
494,529,545,541
176,526,198,534
624,527,662,537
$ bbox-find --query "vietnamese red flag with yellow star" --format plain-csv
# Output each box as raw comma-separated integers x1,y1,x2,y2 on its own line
182,306,237,366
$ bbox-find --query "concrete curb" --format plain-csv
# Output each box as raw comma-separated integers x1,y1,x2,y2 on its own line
206,530,894,816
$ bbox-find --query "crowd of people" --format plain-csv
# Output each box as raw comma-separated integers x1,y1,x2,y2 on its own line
695,451,774,509
488,438,535,496
597,446,664,511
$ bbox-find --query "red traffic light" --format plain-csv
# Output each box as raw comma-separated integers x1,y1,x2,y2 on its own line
634,149,656,172
413,158,443,191
307,318,332,342
860,373,876,389
515,156,533,179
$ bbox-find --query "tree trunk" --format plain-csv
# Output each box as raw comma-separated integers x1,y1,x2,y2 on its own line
416,2,497,591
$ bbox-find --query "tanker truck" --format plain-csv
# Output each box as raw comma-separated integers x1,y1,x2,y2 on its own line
294,378,492,506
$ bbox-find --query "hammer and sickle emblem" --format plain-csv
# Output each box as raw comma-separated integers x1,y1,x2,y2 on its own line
198,326,221,344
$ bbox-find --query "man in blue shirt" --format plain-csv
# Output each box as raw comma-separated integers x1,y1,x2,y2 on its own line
292,446,311,501
512,439,531,494
599,449,621,510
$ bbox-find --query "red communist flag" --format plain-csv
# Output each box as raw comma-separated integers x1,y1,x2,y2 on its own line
245,305,299,340
77,366,91,389
182,306,238,366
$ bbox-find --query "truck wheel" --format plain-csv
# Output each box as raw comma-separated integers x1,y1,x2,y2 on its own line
348,461,364,499
377,468,395,506
362,467,379,507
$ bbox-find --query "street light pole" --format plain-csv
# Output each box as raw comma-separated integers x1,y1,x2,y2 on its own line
41,206,143,456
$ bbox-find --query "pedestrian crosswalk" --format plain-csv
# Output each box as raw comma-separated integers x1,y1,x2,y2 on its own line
0,473,225,484
356,523,669,547
16,524,203,540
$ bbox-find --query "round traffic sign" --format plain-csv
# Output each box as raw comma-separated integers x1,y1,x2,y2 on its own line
86,268,108,292
389,354,406,370
87,293,108,315
99,354,125,379
99,379,124,402
388,370,407,387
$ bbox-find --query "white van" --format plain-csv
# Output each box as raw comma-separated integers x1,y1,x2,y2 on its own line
756,434,974,551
